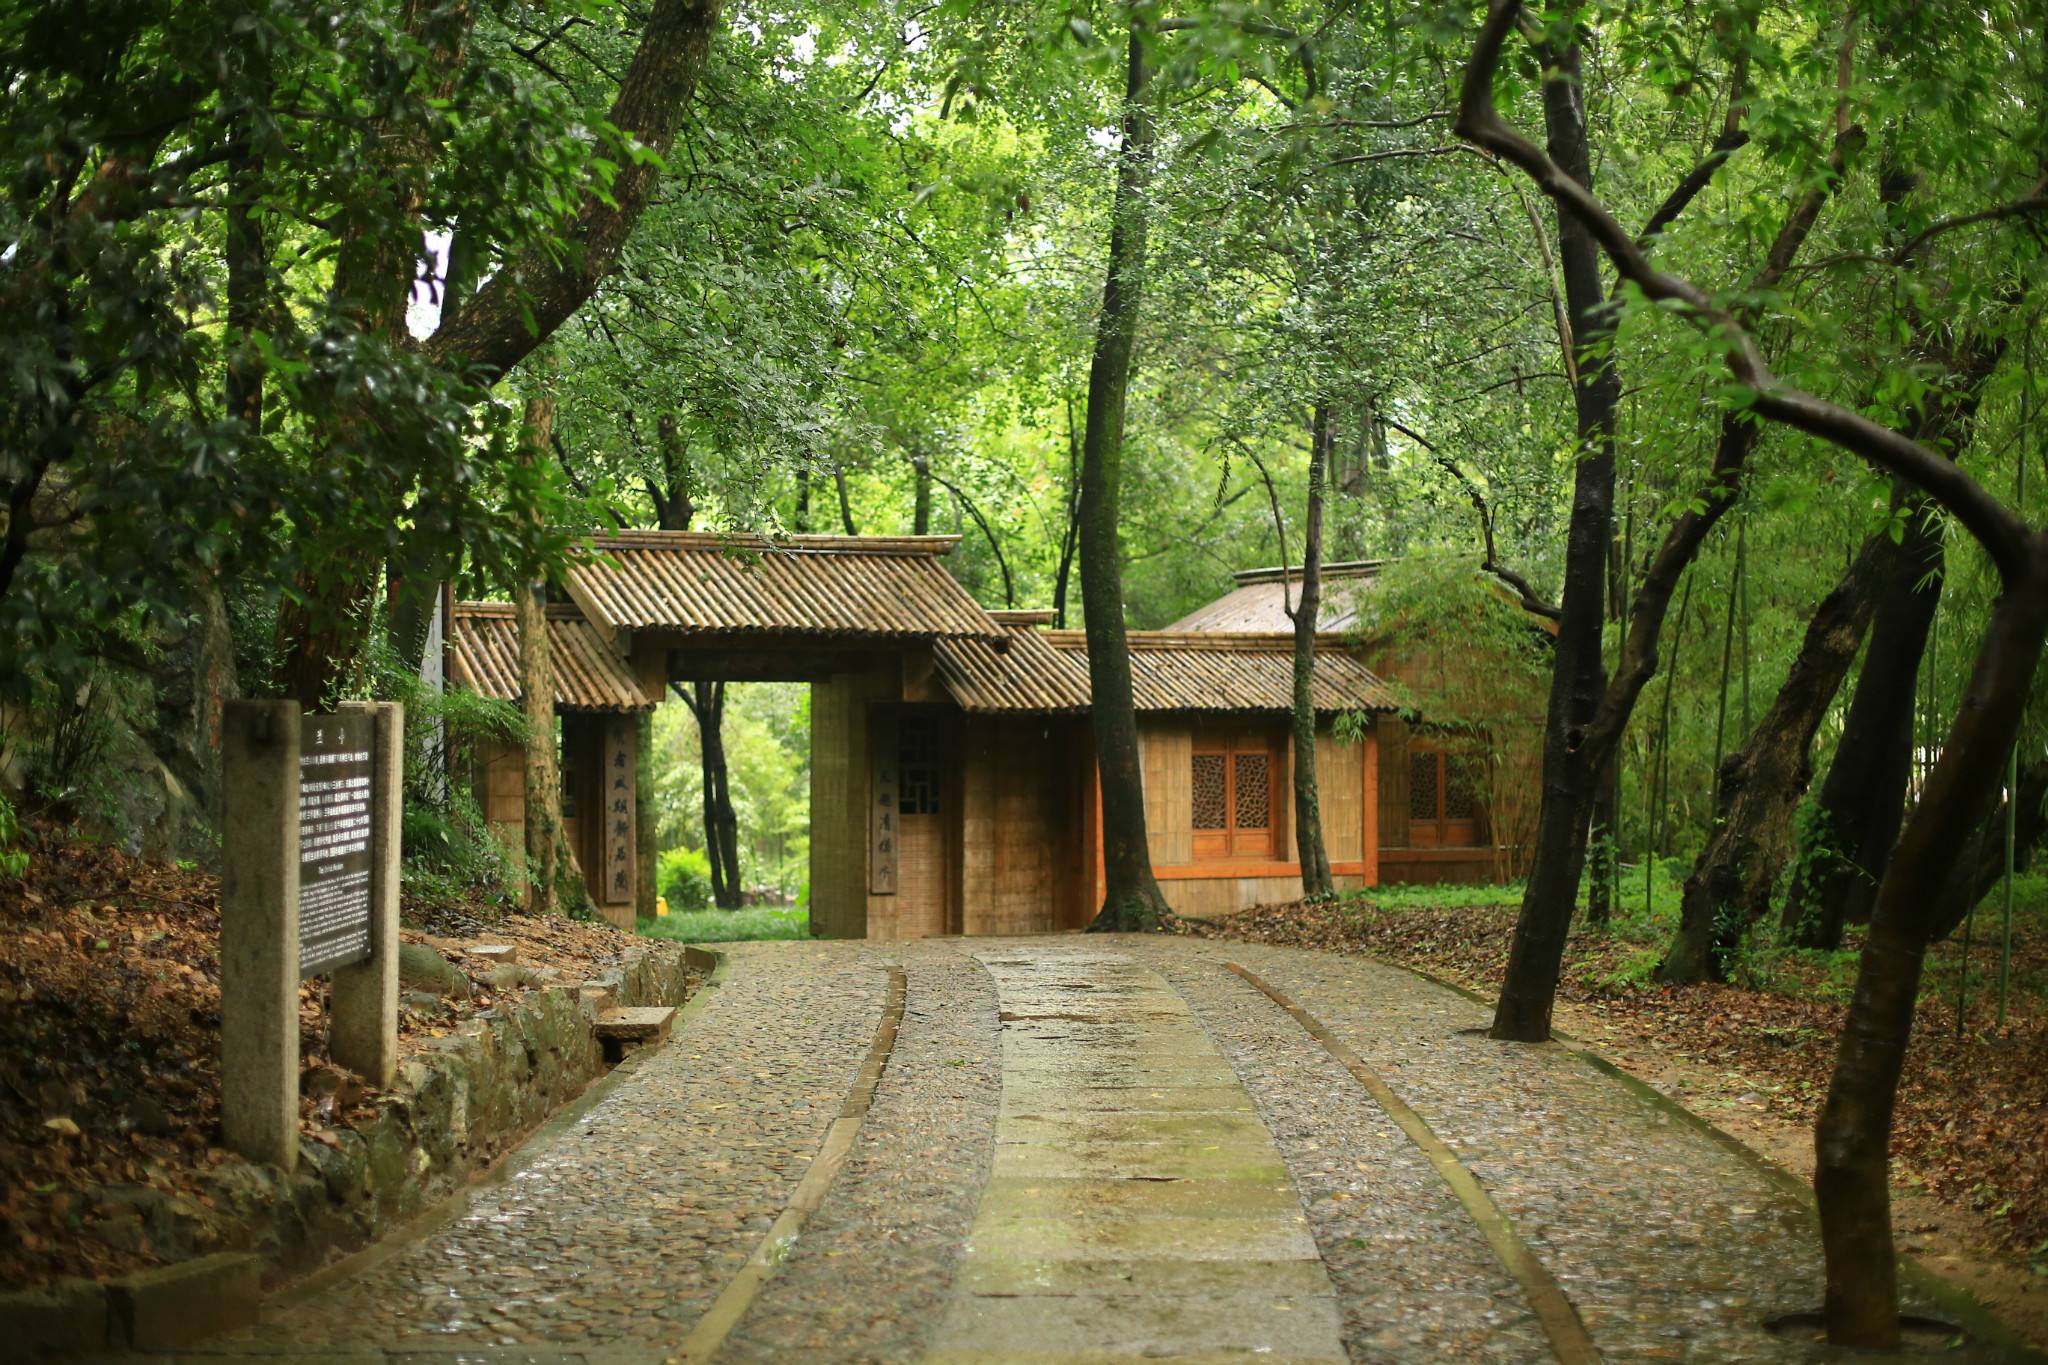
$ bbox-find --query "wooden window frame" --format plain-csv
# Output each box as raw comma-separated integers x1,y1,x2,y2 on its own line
1407,741,1482,849
1191,725,1283,861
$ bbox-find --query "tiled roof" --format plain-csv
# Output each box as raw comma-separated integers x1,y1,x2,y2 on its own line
936,625,1400,715
935,624,1093,714
1166,561,1384,632
560,532,1004,642
449,602,655,713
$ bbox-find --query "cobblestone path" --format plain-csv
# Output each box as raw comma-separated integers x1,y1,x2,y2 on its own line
165,937,2040,1365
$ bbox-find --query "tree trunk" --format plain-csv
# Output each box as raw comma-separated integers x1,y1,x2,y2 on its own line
1928,756,2046,942
1783,503,1944,947
834,465,859,534
794,463,811,532
910,450,932,535
280,0,722,706
1291,402,1335,899
1659,533,1888,982
1052,398,1082,629
1783,324,2004,947
685,679,742,909
517,396,562,915
1490,39,1619,1040
1817,555,2048,1348
1080,14,1171,932
1585,757,1617,928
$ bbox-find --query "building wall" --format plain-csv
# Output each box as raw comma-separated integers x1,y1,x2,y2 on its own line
809,665,895,940
1132,714,1378,918
960,716,1085,935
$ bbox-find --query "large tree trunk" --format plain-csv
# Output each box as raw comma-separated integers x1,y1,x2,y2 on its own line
517,396,562,915
1658,534,1888,981
1817,560,2048,1347
1928,756,2046,942
1784,501,1945,947
280,0,723,706
1080,15,1171,932
1490,39,1619,1040
1291,402,1335,899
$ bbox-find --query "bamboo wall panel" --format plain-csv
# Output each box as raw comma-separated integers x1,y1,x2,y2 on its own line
809,669,893,939
1138,722,1193,866
894,814,946,939
959,718,1076,935
1313,726,1364,862
1158,874,1311,919
1378,716,1411,848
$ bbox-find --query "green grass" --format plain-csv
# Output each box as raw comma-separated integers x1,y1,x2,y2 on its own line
636,905,809,943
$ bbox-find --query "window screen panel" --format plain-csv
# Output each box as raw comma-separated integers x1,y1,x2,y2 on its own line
1444,754,1477,821
1409,749,1439,823
1233,752,1270,830
1192,753,1226,829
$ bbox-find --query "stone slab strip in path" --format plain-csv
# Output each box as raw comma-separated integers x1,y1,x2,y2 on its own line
1227,963,1600,1365
920,946,1347,1364
668,965,907,1362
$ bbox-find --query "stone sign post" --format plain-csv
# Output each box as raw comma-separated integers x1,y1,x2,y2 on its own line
220,699,402,1171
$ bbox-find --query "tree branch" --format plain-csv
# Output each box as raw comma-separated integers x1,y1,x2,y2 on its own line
1455,0,2034,585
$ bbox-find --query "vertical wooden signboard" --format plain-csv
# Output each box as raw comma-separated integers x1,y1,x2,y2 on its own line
869,707,899,896
603,716,636,907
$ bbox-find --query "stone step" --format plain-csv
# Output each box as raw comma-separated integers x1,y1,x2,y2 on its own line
595,1006,676,1047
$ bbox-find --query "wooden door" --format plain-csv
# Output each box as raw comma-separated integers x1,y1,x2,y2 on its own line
895,710,952,937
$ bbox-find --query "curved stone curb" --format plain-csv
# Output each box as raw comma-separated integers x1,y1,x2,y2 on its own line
1225,962,1603,1365
664,962,909,1364
1352,952,2048,1363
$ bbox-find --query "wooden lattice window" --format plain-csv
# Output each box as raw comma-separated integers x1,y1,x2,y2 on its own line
1408,743,1480,848
900,714,941,815
1192,753,1227,830
1192,728,1281,860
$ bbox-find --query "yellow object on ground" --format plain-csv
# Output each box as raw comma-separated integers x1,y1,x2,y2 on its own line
656,897,669,918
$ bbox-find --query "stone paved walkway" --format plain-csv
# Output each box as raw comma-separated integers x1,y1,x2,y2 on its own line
163,936,2042,1365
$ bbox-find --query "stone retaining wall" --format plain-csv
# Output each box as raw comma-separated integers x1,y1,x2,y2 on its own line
5,940,702,1358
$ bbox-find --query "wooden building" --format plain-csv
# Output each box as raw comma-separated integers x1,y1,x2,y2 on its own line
446,534,1536,939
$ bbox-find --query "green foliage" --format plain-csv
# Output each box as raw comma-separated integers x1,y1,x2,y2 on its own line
0,790,28,879
637,906,809,944
657,846,714,913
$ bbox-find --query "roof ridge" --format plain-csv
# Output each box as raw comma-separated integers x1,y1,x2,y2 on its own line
579,530,963,556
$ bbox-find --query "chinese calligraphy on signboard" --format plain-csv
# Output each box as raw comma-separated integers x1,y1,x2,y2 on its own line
869,708,899,895
603,717,635,906
298,712,375,978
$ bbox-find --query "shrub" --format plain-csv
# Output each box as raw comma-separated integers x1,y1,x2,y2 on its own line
659,845,714,912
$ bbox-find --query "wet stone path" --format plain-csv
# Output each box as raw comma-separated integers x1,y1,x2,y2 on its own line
164,937,2039,1365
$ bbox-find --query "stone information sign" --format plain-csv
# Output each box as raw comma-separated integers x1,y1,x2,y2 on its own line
868,708,899,896
602,717,635,906
298,712,375,978
223,700,401,1170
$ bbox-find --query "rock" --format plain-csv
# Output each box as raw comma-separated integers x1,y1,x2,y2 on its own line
301,1063,366,1108
108,1251,263,1350
127,1093,175,1137
595,1006,676,1046
0,1277,108,1358
398,943,472,999
403,989,448,1013
469,943,519,966
487,963,561,991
